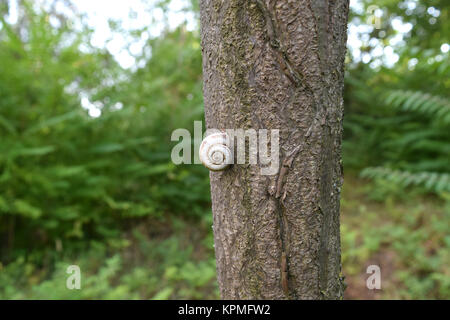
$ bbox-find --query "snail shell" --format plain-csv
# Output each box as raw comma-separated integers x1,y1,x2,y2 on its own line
199,132,232,171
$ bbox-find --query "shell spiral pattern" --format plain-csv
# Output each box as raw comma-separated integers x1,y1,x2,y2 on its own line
199,132,232,171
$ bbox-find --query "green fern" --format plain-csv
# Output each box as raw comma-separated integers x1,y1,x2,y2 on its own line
361,167,450,193
385,90,450,124
358,90,450,195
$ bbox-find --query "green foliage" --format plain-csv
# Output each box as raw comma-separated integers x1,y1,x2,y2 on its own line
341,178,450,299
0,2,209,262
344,0,449,197
0,219,219,299
0,0,216,300
341,1,449,299
355,90,450,196
361,167,450,194
385,90,450,123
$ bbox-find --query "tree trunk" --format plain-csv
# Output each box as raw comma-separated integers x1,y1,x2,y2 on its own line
199,0,349,299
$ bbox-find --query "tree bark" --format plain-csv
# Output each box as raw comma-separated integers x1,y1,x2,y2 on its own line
199,0,349,299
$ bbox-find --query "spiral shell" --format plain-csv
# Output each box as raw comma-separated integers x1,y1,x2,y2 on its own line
199,132,232,171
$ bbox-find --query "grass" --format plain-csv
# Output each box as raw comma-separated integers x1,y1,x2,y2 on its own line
0,174,448,299
341,175,449,299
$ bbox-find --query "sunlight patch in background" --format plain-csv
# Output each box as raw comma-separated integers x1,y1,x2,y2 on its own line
6,0,196,69
75,0,196,69
73,0,196,69
348,0,411,68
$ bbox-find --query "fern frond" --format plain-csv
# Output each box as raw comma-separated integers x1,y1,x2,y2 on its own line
361,167,450,193
385,90,450,123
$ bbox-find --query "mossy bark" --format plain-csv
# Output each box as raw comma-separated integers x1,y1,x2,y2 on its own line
200,0,349,299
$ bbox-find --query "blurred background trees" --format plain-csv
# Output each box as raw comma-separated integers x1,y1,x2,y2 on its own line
0,0,448,299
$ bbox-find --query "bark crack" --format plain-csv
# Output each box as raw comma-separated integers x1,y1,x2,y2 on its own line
255,0,303,87
272,142,304,298
272,122,317,297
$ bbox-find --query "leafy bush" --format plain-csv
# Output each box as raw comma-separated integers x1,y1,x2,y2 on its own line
358,90,450,195
0,2,209,263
